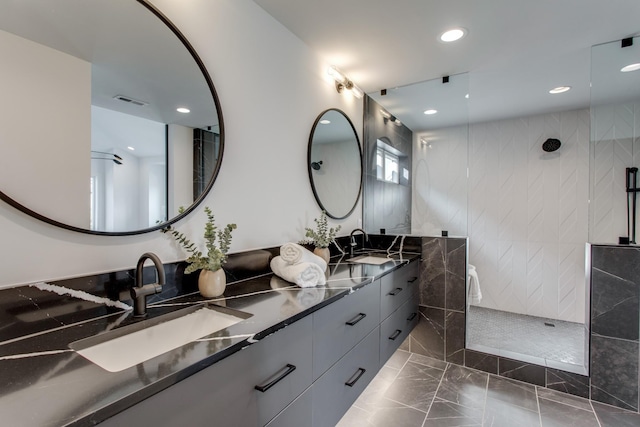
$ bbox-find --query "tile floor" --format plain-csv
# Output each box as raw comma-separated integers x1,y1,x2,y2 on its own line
467,306,587,370
337,349,640,427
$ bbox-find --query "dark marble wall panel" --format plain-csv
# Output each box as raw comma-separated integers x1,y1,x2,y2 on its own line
590,335,639,411
545,368,590,399
465,349,498,375
498,358,546,387
410,306,445,360
362,96,413,235
420,238,446,308
445,311,465,364
590,268,639,341
445,238,466,312
590,245,640,412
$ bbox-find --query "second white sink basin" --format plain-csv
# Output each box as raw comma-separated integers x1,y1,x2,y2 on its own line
347,254,393,265
70,304,251,372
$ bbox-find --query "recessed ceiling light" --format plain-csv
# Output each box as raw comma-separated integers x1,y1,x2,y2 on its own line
424,109,438,115
439,28,466,42
549,86,571,94
465,93,470,99
319,119,331,125
176,107,190,113
127,146,135,151
621,63,640,73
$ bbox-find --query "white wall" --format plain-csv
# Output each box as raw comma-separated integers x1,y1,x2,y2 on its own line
0,29,91,228
0,0,362,288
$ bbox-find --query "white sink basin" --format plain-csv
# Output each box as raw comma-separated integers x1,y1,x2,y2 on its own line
70,304,251,372
347,254,393,265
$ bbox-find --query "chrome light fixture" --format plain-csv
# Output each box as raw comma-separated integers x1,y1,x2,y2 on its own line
91,151,123,165
328,65,364,98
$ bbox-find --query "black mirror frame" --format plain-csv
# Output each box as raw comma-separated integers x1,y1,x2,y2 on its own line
307,108,363,220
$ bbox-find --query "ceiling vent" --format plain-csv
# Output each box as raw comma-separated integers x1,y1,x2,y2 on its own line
113,95,148,107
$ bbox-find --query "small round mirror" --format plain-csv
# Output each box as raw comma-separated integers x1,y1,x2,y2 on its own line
308,109,362,219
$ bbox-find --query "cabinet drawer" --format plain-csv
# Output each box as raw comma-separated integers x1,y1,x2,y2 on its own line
311,327,380,427
312,280,380,380
266,387,312,427
379,298,420,365
100,315,313,427
380,261,419,320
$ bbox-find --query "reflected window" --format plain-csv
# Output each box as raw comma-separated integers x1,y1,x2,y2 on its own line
377,147,399,184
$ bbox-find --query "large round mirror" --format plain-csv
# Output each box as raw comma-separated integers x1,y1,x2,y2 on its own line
308,109,362,219
0,0,223,235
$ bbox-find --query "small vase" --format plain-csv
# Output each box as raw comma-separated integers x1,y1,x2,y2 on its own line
313,247,331,265
198,268,226,298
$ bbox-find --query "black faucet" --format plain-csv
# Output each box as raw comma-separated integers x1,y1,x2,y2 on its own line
349,228,369,258
131,252,165,317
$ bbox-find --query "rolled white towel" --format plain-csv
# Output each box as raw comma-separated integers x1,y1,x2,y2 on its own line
280,242,327,270
467,264,482,307
270,256,326,288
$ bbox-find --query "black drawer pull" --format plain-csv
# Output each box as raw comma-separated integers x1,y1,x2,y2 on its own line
407,277,418,283
407,312,418,322
346,312,367,326
387,287,403,296
389,329,402,340
345,368,366,387
255,364,296,392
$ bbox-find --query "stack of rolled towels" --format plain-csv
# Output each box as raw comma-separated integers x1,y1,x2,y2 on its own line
270,242,328,287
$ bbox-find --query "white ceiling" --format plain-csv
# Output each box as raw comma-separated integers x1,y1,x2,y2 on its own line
253,0,640,131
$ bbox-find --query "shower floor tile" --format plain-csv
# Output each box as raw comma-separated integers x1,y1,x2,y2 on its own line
466,306,587,372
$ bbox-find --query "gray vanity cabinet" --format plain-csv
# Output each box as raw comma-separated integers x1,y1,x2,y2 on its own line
265,388,312,427
379,260,420,365
312,279,381,379
99,315,313,427
311,327,380,427
380,259,419,320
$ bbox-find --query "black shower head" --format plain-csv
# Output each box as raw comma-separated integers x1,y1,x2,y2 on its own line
311,161,323,170
542,138,561,152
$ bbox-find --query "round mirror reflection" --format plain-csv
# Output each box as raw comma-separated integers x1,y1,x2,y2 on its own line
0,0,223,235
308,109,362,219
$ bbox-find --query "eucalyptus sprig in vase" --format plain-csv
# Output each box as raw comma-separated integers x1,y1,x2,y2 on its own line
304,210,341,264
162,207,237,297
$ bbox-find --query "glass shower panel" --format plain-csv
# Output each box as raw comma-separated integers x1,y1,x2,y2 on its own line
589,36,640,244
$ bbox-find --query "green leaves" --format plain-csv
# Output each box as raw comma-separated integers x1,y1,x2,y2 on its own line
162,206,236,274
305,210,341,249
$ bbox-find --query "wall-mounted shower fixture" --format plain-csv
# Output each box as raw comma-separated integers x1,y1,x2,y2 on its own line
542,138,561,152
91,151,123,165
625,167,639,244
311,160,323,170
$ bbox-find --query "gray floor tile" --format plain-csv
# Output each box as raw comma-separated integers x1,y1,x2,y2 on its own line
383,361,445,412
408,352,449,370
338,398,427,427
385,349,411,370
435,364,488,409
538,397,599,427
536,387,592,411
592,401,640,427
487,375,539,412
423,397,483,427
483,398,541,427
353,369,396,413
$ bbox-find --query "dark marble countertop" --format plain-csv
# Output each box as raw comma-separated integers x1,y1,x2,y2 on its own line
0,250,419,427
